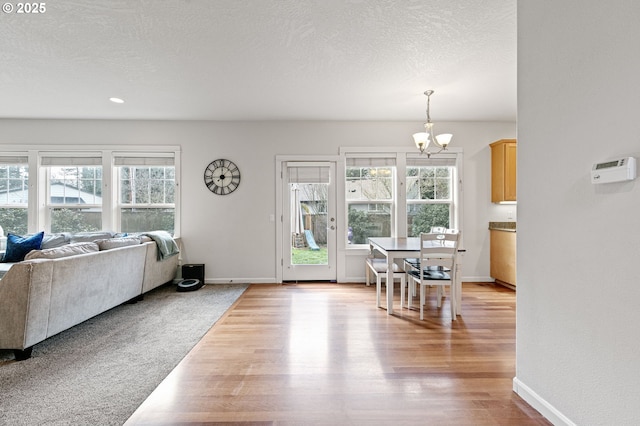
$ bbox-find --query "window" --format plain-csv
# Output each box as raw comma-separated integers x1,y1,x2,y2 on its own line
118,166,175,233
406,165,452,236
116,154,176,234
0,156,29,235
43,155,103,233
406,156,456,237
346,157,395,244
343,150,461,247
0,147,180,236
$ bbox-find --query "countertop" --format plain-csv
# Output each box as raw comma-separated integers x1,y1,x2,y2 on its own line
489,222,516,232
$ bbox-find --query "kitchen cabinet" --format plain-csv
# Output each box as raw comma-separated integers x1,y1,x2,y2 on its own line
490,139,517,203
490,226,516,288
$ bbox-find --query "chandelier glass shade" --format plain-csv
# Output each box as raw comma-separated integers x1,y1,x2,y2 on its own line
413,90,452,156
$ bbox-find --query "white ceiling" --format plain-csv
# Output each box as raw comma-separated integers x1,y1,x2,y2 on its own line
0,0,516,122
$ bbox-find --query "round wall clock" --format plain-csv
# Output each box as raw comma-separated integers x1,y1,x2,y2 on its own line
204,159,241,195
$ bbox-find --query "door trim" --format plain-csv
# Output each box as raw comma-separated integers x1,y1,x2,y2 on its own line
275,155,340,283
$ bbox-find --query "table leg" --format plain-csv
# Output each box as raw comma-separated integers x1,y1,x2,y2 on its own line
386,255,394,315
455,277,460,316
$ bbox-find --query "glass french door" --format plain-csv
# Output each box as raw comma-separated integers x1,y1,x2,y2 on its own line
282,162,336,281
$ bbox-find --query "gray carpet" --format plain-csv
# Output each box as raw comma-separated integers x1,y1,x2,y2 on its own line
0,283,248,426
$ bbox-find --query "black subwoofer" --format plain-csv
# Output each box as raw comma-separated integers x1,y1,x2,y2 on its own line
182,263,205,284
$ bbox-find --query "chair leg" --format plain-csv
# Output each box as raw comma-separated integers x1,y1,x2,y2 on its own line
420,282,426,320
456,278,462,317
376,274,382,308
365,263,371,286
407,276,414,309
450,283,457,321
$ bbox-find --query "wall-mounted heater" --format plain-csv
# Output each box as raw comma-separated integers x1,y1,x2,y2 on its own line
591,157,637,184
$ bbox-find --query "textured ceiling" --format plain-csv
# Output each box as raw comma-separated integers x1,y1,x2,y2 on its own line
0,0,516,121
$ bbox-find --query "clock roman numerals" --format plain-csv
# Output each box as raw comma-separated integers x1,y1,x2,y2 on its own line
203,159,241,195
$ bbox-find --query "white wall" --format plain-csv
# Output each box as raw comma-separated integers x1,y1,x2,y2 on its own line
516,1,640,424
0,119,514,282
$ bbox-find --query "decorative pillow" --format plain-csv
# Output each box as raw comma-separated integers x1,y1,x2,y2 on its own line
2,232,45,263
95,237,142,251
25,242,99,260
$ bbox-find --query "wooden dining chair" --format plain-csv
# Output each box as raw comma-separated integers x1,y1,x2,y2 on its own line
406,230,460,320
402,227,450,304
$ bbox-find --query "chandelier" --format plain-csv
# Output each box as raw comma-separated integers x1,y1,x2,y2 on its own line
413,90,453,156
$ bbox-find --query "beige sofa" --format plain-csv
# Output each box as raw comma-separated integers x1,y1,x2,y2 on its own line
0,237,179,360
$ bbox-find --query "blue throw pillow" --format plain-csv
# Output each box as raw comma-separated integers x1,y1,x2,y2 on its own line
2,232,45,262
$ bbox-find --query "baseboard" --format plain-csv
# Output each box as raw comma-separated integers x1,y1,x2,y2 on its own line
341,276,496,284
206,277,496,285
462,276,494,283
513,377,576,426
207,278,276,284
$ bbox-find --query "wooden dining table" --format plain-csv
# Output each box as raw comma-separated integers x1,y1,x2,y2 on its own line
368,237,463,316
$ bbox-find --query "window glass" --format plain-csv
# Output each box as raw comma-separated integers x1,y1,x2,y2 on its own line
48,166,102,233
407,166,451,200
120,208,175,235
407,166,453,237
348,203,391,244
290,182,329,265
119,166,175,234
50,208,101,233
0,164,29,235
346,166,394,244
407,204,451,236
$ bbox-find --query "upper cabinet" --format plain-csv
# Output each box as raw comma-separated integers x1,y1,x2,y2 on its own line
490,139,517,203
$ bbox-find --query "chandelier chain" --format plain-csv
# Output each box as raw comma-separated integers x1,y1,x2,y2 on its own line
425,90,433,125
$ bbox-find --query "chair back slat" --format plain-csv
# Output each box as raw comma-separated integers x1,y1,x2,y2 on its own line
419,231,459,280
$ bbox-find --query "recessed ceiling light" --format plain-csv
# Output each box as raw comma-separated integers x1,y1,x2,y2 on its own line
109,97,124,104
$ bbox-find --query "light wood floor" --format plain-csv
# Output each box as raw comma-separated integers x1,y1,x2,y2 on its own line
125,282,550,425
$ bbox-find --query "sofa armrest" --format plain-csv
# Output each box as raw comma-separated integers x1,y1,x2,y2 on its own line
0,260,53,350
141,240,179,293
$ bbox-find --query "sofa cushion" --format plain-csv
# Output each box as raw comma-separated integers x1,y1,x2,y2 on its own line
25,242,99,260
70,231,115,244
2,232,45,263
95,237,142,251
41,233,72,249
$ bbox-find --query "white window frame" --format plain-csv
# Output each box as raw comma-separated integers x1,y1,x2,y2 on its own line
406,154,459,237
114,152,177,234
0,154,30,235
340,147,463,250
42,153,104,233
0,145,181,237
344,154,397,246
